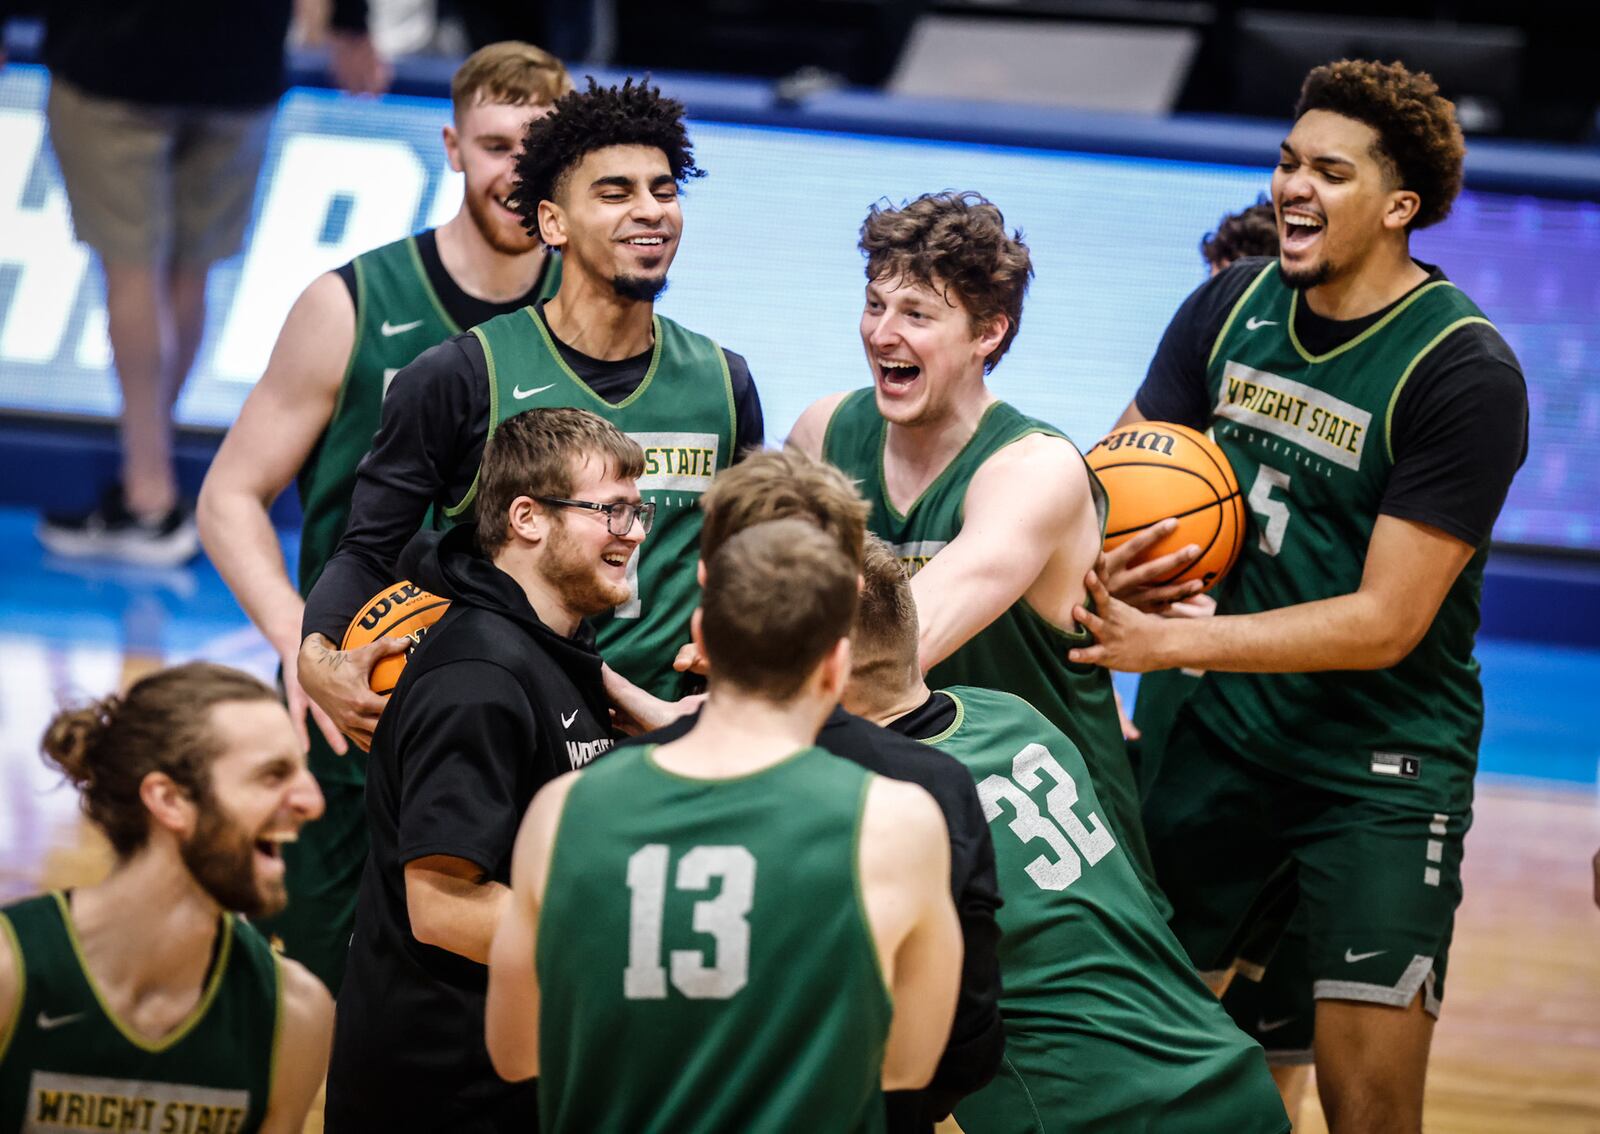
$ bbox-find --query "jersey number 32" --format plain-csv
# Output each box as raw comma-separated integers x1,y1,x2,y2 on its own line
978,745,1116,891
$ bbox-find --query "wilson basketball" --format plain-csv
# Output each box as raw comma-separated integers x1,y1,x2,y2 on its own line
341,581,452,695
1085,422,1244,592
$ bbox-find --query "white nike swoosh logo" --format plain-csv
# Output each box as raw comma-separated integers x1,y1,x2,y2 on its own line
381,319,424,337
1245,317,1278,330
37,1010,87,1030
561,710,578,728
1344,948,1386,963
513,384,555,400
1256,1016,1296,1033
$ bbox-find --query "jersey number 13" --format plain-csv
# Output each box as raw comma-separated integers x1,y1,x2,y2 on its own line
624,844,754,1000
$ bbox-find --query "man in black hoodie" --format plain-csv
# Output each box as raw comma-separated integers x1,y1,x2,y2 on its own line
326,407,645,1133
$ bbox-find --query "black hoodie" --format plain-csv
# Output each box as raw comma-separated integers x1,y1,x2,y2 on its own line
327,524,614,1133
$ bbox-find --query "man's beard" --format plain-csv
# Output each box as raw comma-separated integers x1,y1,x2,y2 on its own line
611,273,669,302
466,189,540,256
540,517,632,618
1278,258,1332,290
179,793,284,919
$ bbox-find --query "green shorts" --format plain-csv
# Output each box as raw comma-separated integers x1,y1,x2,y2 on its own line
253,733,367,994
1223,905,1315,1064
1145,712,1469,1018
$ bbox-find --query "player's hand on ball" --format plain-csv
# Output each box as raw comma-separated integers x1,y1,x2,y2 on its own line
279,641,350,756
1069,570,1170,673
1100,518,1205,612
297,633,408,752
1161,593,1217,620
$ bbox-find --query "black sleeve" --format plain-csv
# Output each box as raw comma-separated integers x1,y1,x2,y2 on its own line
1133,258,1267,428
723,349,765,459
395,662,537,875
1379,325,1528,546
329,0,368,33
924,791,1005,1116
301,335,487,644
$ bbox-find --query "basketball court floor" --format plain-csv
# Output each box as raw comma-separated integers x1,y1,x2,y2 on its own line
2,502,1597,1131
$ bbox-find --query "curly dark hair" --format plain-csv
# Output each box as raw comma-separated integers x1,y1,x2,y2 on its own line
1201,197,1279,270
859,191,1033,372
1295,59,1465,230
512,77,704,237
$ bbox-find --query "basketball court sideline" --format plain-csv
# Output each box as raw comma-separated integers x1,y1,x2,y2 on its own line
2,503,1597,1132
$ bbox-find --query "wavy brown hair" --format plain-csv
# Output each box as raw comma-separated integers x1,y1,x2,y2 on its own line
1295,59,1465,230
859,191,1033,371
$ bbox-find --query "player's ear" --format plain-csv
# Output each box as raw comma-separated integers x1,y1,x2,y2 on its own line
976,313,1009,360
506,496,545,547
538,199,567,248
689,607,706,658
140,771,197,840
818,636,852,699
1384,189,1421,232
443,123,464,174
695,559,707,588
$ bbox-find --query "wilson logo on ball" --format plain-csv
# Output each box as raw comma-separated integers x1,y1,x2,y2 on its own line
342,580,452,696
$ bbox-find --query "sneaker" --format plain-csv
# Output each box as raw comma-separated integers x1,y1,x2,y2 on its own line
38,484,201,568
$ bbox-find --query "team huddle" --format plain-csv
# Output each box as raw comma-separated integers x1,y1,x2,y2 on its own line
0,41,1527,1134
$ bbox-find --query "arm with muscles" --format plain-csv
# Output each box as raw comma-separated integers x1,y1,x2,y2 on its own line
0,918,17,1062
298,342,478,747
485,772,582,1082
396,664,536,960
861,778,963,1091
257,959,335,1134
198,272,367,754
783,391,852,461
1070,514,1477,673
908,434,1093,673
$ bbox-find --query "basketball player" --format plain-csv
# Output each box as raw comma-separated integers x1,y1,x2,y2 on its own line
0,663,330,1133
486,520,962,1132
788,191,1163,907
842,537,1289,1133
196,41,572,993
627,446,1004,1130
296,78,764,742
1077,61,1528,1132
326,409,636,1133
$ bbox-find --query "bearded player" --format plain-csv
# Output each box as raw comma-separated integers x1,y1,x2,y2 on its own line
297,77,763,747
197,41,572,993
789,191,1162,907
0,664,330,1133
1079,60,1527,1132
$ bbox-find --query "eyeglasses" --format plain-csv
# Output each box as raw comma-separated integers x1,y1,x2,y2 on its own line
535,496,656,536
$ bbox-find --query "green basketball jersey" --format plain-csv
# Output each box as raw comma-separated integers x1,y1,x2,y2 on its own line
1193,264,1497,811
294,234,561,788
453,309,737,698
924,688,1287,1134
822,390,1161,906
536,745,892,1133
0,892,280,1134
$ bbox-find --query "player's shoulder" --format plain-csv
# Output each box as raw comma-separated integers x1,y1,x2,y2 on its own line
864,773,947,845
788,389,859,454
274,953,335,1038
970,423,1088,502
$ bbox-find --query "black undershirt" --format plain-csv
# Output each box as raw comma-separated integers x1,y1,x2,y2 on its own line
334,228,556,334
304,240,764,644
886,691,961,741
1134,257,1528,548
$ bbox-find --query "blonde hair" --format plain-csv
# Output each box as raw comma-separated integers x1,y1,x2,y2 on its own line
451,41,574,117
699,447,869,569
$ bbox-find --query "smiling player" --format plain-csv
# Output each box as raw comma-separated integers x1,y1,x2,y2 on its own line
789,191,1164,910
1086,60,1528,1132
0,664,330,1134
198,41,573,994
297,77,763,746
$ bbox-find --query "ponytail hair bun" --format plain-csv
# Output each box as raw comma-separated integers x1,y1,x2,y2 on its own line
41,695,120,789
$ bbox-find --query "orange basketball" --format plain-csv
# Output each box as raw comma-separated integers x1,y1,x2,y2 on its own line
341,580,452,695
1085,422,1244,593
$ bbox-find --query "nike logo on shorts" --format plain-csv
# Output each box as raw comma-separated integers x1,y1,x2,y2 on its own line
1344,948,1386,963
1245,316,1278,330
37,1010,87,1030
381,319,424,336
514,384,556,400
1256,1015,1296,1033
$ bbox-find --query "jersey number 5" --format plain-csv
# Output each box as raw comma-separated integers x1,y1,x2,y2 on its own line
978,745,1116,891
1247,465,1292,556
624,844,754,1000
